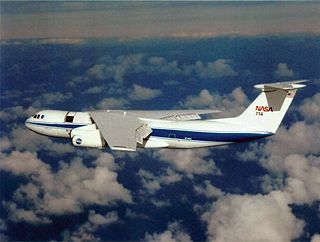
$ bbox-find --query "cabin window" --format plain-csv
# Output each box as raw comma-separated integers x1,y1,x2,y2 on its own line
169,133,176,138
65,115,74,123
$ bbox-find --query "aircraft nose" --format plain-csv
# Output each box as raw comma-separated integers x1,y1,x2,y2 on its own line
25,117,33,130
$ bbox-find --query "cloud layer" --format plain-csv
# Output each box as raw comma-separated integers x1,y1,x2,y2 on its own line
1,36,319,241
2,2,320,39
0,151,132,224
203,192,304,242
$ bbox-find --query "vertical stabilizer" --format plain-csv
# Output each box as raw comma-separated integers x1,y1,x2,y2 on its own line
229,80,307,133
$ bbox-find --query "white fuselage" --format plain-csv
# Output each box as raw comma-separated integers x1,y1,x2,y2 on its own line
25,110,272,150
25,81,306,151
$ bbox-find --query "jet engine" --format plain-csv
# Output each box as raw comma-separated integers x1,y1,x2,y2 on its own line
71,124,105,148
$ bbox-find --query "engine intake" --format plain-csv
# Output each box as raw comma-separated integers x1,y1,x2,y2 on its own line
71,125,105,148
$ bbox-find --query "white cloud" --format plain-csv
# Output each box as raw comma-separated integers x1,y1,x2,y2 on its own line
86,54,143,83
138,168,182,194
186,59,238,79
37,38,85,45
202,191,304,242
239,121,320,170
155,149,221,177
177,90,319,241
0,136,12,152
208,59,237,77
0,219,7,241
63,210,118,242
0,151,51,177
67,75,90,87
82,86,104,94
149,198,171,208
32,92,72,108
311,234,320,242
138,170,160,194
148,56,166,66
86,64,108,80
115,54,143,70
88,210,118,226
160,168,183,184
145,221,192,242
2,3,320,40
238,131,320,205
282,154,320,204
96,97,128,109
4,201,51,225
146,58,181,75
0,104,130,226
69,58,83,68
267,122,319,159
0,219,6,231
0,90,23,100
0,106,37,122
237,93,320,206
0,152,132,223
194,180,224,199
259,174,285,194
7,126,75,155
274,63,295,79
83,57,237,94
128,84,162,101
181,89,214,108
125,208,149,220
298,93,320,123
180,87,249,117
10,127,52,151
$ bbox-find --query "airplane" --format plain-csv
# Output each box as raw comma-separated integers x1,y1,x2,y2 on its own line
25,80,307,151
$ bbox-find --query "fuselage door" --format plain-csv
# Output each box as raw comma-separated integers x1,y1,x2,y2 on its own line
65,112,76,123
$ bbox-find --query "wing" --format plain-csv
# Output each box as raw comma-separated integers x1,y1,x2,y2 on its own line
90,111,152,151
122,109,221,121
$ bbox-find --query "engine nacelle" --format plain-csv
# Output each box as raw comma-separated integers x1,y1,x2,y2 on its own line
71,125,105,148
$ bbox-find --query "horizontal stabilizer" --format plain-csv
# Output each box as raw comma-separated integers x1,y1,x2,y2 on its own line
254,80,308,90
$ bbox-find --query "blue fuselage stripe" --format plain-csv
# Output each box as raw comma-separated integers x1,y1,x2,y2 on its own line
151,128,272,142
26,121,86,129
27,121,272,143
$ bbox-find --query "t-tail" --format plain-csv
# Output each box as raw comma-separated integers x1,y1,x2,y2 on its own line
225,80,307,134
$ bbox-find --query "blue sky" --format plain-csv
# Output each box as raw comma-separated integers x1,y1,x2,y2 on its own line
1,2,320,242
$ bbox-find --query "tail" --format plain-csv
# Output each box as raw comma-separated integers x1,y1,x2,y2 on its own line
228,80,307,134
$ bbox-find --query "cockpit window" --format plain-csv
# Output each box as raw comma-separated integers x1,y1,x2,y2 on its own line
32,114,44,119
